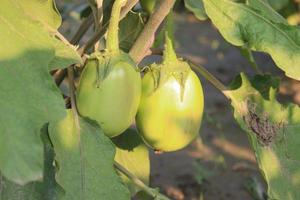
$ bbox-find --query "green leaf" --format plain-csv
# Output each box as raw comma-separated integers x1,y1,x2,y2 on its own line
48,110,130,200
228,73,300,200
267,0,289,11
112,128,150,196
203,0,300,80
18,0,61,30
119,11,145,52
185,0,207,20
0,125,63,200
0,0,81,184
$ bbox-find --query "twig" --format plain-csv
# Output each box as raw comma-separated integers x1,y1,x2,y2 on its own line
80,0,139,54
114,161,170,200
70,14,94,45
53,69,67,85
121,0,139,15
187,60,228,94
89,0,104,50
129,0,176,63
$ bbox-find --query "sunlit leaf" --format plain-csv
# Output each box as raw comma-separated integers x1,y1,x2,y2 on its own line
203,0,300,80
48,110,130,200
18,0,61,30
228,73,300,200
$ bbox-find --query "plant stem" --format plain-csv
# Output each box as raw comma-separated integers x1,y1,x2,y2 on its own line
53,69,67,85
240,46,262,74
67,66,79,118
67,66,85,197
91,0,104,50
80,0,138,54
186,59,229,97
106,0,127,53
129,0,176,63
114,161,170,200
70,14,94,45
121,0,138,15
54,14,94,85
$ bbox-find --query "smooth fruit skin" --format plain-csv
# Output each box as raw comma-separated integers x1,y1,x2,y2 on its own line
136,70,204,152
76,54,141,137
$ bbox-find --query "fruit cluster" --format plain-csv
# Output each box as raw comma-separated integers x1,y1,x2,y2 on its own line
76,0,204,152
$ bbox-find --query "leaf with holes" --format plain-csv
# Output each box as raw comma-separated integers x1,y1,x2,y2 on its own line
228,73,300,200
48,110,130,200
203,0,300,80
0,0,81,184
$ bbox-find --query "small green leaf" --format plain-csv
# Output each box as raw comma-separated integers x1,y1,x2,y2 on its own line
185,0,207,20
112,128,150,196
203,0,300,80
48,110,130,200
119,11,145,52
228,73,300,200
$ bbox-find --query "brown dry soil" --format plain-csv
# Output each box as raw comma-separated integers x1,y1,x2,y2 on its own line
58,2,300,199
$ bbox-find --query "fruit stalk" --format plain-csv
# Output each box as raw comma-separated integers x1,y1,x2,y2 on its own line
163,32,177,63
79,0,138,54
106,0,127,53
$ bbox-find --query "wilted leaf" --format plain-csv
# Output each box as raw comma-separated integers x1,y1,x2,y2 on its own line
228,73,300,200
0,0,81,184
112,128,150,196
203,0,300,80
185,0,207,20
48,110,130,200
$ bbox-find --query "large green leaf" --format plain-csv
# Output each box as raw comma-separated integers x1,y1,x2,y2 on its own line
0,0,81,184
0,125,63,200
18,0,61,30
203,0,300,80
112,128,150,196
228,73,300,200
48,110,130,200
184,0,207,20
